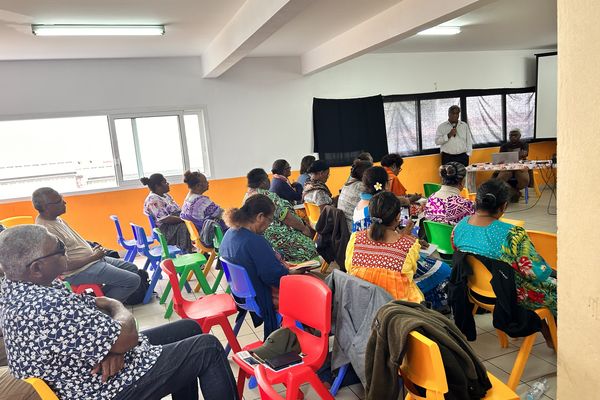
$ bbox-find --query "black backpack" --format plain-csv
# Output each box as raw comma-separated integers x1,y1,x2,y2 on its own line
123,269,151,305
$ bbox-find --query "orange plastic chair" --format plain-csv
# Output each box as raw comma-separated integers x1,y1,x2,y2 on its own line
498,217,525,227
466,256,557,390
526,230,557,271
0,216,34,227
183,220,217,289
160,259,241,352
23,377,59,400
255,363,333,400
231,275,332,399
468,193,477,202
303,202,321,230
400,331,518,400
459,187,470,199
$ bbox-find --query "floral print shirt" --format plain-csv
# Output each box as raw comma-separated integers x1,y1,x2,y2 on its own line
424,185,474,225
0,279,161,400
143,192,181,226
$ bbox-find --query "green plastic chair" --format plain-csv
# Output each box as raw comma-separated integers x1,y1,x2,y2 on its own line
212,224,230,294
423,220,455,256
423,182,442,198
155,228,216,319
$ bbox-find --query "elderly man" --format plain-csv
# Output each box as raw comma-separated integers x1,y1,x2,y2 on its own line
0,225,238,400
497,128,530,202
32,187,139,302
435,105,474,167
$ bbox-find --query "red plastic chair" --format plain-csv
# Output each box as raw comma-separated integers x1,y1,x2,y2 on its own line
231,275,333,399
71,283,104,297
160,259,241,353
255,363,333,400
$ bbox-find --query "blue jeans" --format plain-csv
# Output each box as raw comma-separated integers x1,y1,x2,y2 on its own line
65,257,140,302
114,320,239,400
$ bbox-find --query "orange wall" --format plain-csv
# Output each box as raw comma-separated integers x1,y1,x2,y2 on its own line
0,141,555,250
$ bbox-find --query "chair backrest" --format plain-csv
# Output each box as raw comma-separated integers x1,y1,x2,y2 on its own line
213,224,225,250
146,213,159,240
255,364,286,399
219,257,261,316
130,223,153,258
460,187,469,199
154,228,172,259
279,275,332,367
423,220,454,255
526,230,557,270
499,217,525,227
160,259,186,306
468,193,477,202
0,216,34,227
466,255,497,301
183,219,215,254
400,331,448,400
423,183,442,198
304,202,321,226
109,215,128,243
24,377,59,400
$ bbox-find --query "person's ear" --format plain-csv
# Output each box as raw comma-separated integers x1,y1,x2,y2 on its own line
28,261,45,280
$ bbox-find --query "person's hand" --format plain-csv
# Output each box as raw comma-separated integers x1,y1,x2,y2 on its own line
92,245,109,260
448,128,457,138
418,239,430,249
409,193,422,203
92,353,125,382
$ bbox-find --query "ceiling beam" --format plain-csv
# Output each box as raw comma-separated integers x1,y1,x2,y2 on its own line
301,0,495,75
202,0,314,78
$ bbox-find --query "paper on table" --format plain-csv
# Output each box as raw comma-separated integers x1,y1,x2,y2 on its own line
419,243,437,257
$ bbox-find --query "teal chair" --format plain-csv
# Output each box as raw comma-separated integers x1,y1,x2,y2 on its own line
423,182,442,197
155,228,214,319
423,220,455,256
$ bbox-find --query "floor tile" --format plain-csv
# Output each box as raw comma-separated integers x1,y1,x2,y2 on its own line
530,343,557,365
474,312,495,333
469,332,519,361
487,352,556,383
526,374,556,400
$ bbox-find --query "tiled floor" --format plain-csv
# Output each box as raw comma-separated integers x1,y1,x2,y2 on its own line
131,189,557,399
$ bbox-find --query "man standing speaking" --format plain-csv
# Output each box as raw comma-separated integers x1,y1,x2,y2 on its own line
435,105,473,167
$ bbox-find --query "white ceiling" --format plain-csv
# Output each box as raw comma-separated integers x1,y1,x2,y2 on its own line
0,0,557,75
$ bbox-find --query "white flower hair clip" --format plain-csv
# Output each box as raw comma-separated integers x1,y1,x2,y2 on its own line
374,182,383,191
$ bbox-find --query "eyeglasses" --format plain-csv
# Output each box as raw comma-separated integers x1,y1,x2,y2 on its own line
25,239,66,268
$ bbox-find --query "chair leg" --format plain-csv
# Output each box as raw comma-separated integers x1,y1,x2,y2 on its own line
124,247,137,263
211,269,225,292
506,334,536,389
236,367,248,399
192,266,214,295
545,313,558,351
164,267,192,319
496,330,509,348
319,261,329,274
330,364,349,395
224,310,247,355
159,282,171,305
143,261,161,304
219,317,242,354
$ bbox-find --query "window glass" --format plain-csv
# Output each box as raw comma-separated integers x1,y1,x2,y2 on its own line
507,92,536,139
0,116,115,200
184,113,208,174
466,95,503,144
420,98,460,150
135,116,183,177
114,119,139,181
384,101,417,155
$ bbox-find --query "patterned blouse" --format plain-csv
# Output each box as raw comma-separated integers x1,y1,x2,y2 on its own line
0,279,161,400
452,217,556,316
143,192,181,226
424,185,474,225
338,179,363,229
180,192,226,231
345,230,424,302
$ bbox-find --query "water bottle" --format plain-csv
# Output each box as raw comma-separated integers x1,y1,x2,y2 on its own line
525,378,548,400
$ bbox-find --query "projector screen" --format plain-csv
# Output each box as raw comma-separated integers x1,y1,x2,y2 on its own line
535,53,557,138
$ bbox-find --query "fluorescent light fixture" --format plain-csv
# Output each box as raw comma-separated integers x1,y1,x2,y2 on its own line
417,26,461,36
31,24,165,36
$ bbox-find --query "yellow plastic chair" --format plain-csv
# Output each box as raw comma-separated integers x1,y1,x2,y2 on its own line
0,216,34,227
24,377,59,400
400,331,518,400
466,256,557,390
499,217,525,227
526,230,557,271
183,220,216,290
459,187,469,199
531,169,542,198
304,202,321,230
468,193,477,202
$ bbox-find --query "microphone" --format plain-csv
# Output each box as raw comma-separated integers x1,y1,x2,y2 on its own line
452,123,457,129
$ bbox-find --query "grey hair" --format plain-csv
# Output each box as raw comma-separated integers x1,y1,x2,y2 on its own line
32,187,58,212
0,225,50,279
509,128,522,135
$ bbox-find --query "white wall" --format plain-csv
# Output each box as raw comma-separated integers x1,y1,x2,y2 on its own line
0,50,539,179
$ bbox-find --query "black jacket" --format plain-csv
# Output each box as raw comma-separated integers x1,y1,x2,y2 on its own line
448,251,541,341
315,206,350,270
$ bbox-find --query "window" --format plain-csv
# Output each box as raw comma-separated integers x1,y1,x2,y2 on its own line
507,92,536,139
466,95,503,144
0,108,210,200
420,98,460,150
384,101,417,155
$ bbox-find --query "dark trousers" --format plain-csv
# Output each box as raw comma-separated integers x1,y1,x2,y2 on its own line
114,320,239,400
441,152,469,167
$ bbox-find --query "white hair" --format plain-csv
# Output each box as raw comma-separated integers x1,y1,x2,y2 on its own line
0,225,50,279
509,128,522,135
32,187,58,212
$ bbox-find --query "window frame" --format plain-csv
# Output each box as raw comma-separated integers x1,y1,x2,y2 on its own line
383,86,539,157
0,106,212,203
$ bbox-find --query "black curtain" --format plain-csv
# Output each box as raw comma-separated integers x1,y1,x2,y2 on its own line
312,95,388,166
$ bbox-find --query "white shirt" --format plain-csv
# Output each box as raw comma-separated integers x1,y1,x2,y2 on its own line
435,120,473,156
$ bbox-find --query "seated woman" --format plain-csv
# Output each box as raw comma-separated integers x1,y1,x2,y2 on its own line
219,194,307,339
302,160,333,209
141,173,193,252
452,179,556,317
296,155,316,188
425,162,474,225
346,192,450,308
338,159,372,230
381,153,408,196
269,159,303,204
244,168,317,263
352,166,389,232
180,170,227,232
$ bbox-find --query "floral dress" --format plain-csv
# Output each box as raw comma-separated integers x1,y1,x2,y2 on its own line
424,185,474,225
245,188,318,263
452,217,557,316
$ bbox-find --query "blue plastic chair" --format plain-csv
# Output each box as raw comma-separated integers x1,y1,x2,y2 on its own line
131,223,183,303
110,215,154,262
146,213,161,242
